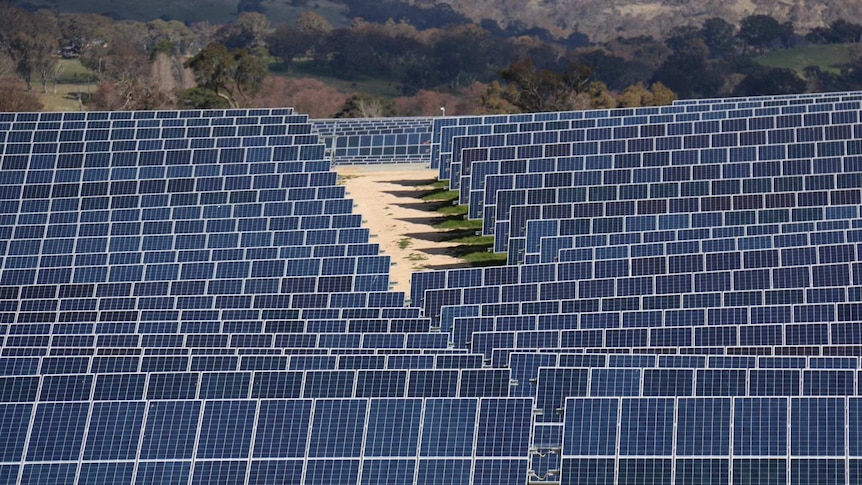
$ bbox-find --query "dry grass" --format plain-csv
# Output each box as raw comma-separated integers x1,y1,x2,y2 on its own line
36,83,92,112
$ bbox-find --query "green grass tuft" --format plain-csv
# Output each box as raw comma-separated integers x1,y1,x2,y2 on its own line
437,205,467,216
462,251,508,266
421,189,459,202
432,217,482,231
414,187,506,267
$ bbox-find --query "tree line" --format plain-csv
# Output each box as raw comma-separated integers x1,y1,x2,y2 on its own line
1,1,862,115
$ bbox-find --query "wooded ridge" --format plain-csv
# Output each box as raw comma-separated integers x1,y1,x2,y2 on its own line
20,0,862,42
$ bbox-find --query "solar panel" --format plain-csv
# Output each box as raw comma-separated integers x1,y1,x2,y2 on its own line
6,92,862,483
313,118,433,165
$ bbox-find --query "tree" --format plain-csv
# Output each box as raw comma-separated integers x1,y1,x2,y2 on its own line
146,19,199,56
177,87,230,109
78,19,151,84
232,48,268,101
649,82,677,105
0,8,60,92
803,65,849,92
80,35,149,84
296,11,333,35
58,12,114,55
0,79,43,111
700,17,737,58
185,43,235,95
236,12,270,48
294,11,334,67
267,24,311,71
184,42,268,108
335,93,397,118
324,28,379,80
431,24,496,88
214,22,256,50
664,25,702,54
499,58,592,112
576,49,651,91
737,15,792,53
89,78,172,111
0,51,13,80
474,81,521,114
734,67,806,96
651,32,728,99
281,78,347,118
395,89,463,116
213,13,271,51
572,81,617,110
809,20,862,44
616,82,677,107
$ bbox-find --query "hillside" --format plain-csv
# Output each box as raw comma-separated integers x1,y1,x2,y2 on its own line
19,0,862,41
439,0,862,41
19,0,348,27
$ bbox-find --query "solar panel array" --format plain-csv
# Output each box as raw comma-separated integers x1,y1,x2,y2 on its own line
0,109,516,485
312,118,433,166
412,90,862,484
2,91,862,485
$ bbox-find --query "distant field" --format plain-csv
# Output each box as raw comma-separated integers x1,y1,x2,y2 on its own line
54,59,99,84
36,84,89,112
755,44,852,75
25,60,97,112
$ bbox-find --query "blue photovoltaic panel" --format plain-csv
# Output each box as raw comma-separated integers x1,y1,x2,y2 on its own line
135,462,192,485
436,93,862,184
0,404,31,462
563,398,618,456
20,463,78,485
79,462,135,485
253,399,312,458
308,399,367,458
420,398,477,457
26,402,89,461
676,398,732,456
305,459,360,485
197,400,256,459
360,459,417,485
619,398,675,456
313,117,433,166
473,459,528,485
3,95,862,484
416,459,472,485
139,400,201,460
364,398,422,457
248,460,304,484
191,461,248,485
83,401,146,460
476,398,532,457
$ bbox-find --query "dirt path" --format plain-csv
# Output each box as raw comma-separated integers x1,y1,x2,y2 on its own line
334,164,465,298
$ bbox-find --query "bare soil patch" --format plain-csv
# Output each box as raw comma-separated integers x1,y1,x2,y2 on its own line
334,164,466,297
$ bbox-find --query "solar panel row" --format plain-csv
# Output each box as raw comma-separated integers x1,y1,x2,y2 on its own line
411,91,862,484
0,397,531,485
0,353,485,373
312,118,432,165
